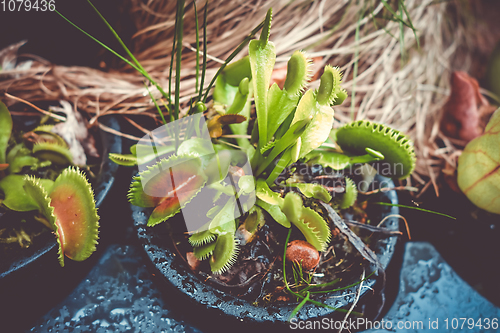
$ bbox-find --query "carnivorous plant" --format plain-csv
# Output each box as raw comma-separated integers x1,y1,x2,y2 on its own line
0,101,99,266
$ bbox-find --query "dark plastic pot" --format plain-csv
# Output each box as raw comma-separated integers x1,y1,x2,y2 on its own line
0,115,122,330
133,175,399,332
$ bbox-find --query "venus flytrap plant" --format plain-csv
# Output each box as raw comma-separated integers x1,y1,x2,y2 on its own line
0,101,100,265
114,8,416,277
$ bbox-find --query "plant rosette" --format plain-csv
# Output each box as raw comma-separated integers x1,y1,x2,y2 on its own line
0,101,122,279
109,9,416,329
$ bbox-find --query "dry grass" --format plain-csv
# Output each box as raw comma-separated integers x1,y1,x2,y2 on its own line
0,0,489,194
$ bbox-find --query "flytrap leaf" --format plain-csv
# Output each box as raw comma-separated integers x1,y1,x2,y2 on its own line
188,198,239,274
336,120,416,179
189,229,216,247
24,168,100,266
0,101,13,164
338,177,358,209
128,154,207,226
25,126,68,147
281,192,331,251
210,232,239,274
32,142,73,166
286,66,345,161
265,50,311,140
108,153,137,166
193,240,216,260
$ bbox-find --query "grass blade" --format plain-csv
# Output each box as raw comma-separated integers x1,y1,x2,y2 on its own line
198,1,209,103
174,0,186,121
54,10,140,73
372,202,456,219
194,1,200,94
84,0,171,111
144,84,168,125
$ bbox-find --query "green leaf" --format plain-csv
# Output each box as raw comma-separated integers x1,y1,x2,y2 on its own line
32,142,73,165
9,155,40,174
209,232,239,274
189,229,217,246
304,148,384,171
177,137,214,158
338,177,358,209
255,198,290,228
266,83,300,140
255,178,283,205
0,101,13,164
287,183,331,203
128,154,207,226
249,9,276,148
295,94,335,159
208,198,237,235
220,56,252,87
281,192,331,251
457,109,500,214
226,78,251,115
0,175,53,211
238,175,255,195
316,65,343,106
284,50,311,95
47,167,100,262
193,240,217,260
134,144,176,166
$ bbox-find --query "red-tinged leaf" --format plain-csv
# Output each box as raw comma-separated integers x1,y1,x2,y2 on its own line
0,163,8,171
148,173,206,226
129,154,207,226
440,71,491,142
49,168,99,262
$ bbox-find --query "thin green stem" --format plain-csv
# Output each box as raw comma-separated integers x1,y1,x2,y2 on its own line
309,270,375,294
144,83,168,125
84,0,171,110
282,229,356,318
175,0,186,121
54,10,140,73
198,1,209,103
194,1,200,95
169,3,179,117
400,0,420,49
372,202,456,219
